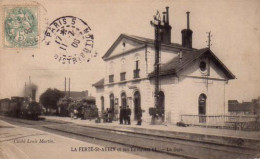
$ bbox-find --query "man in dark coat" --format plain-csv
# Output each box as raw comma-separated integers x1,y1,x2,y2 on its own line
108,108,113,122
123,107,127,124
136,107,142,125
119,106,123,124
126,106,131,125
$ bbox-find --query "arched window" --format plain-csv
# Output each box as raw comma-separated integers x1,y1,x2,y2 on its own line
121,92,127,108
110,94,114,111
198,94,207,123
134,54,140,78
134,91,141,120
158,91,165,122
120,58,126,81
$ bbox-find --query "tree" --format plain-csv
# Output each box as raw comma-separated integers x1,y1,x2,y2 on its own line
39,88,65,112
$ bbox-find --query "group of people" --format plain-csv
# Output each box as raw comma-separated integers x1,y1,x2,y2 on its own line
103,108,114,122
119,106,131,125
101,106,142,125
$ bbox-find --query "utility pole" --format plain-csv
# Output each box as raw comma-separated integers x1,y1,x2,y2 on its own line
150,9,163,115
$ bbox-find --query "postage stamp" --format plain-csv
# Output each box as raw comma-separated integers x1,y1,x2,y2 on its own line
3,6,38,48
44,16,94,64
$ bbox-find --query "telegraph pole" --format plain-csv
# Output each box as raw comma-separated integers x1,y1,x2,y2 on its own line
150,10,163,116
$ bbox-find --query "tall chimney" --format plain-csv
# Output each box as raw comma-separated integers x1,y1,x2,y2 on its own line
166,6,169,24
181,11,193,48
69,78,70,97
163,12,166,23
161,6,172,44
65,77,66,96
187,11,190,29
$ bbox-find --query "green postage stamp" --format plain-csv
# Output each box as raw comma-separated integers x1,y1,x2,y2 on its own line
3,6,38,48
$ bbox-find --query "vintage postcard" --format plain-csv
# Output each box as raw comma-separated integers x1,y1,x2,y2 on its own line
0,0,259,159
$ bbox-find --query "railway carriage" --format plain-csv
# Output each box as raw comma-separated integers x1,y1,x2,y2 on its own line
0,98,10,114
0,96,42,119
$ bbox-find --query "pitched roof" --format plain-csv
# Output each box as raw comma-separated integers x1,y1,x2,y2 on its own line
149,48,235,79
92,78,104,87
102,34,194,60
62,91,88,99
228,100,239,104
122,34,183,48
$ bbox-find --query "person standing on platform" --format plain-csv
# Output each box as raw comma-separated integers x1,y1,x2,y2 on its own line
104,108,109,122
119,106,123,124
126,106,131,125
108,108,113,122
136,107,142,125
123,107,127,125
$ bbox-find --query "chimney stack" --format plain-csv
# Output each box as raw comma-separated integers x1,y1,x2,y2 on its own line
69,78,70,97
65,77,67,96
187,11,190,29
163,12,166,23
166,6,169,24
161,6,172,44
181,11,193,48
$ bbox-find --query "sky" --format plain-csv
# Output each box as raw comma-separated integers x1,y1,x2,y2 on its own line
0,0,259,102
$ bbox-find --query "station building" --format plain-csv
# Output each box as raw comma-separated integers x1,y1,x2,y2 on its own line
93,7,235,124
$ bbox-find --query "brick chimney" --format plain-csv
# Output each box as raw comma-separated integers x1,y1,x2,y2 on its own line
161,7,172,44
181,12,193,48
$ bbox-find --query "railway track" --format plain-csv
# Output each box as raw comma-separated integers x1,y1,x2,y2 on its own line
1,116,259,159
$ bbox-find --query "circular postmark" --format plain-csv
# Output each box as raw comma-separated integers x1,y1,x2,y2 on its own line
44,16,94,64
4,7,38,48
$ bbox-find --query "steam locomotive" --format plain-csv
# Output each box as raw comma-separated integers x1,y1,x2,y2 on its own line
0,96,42,119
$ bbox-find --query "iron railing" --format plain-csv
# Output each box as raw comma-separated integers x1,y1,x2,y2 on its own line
180,114,260,130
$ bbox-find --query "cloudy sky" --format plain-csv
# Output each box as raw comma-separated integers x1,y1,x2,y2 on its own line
0,0,259,102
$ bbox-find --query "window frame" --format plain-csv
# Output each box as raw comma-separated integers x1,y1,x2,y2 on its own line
120,72,126,81
109,74,114,83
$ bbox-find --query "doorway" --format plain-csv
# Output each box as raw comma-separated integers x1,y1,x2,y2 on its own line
134,91,141,120
110,94,114,113
121,92,127,108
198,94,207,123
158,91,165,122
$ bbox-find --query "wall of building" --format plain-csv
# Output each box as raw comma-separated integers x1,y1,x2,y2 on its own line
104,48,147,84
96,38,231,124
102,79,153,123
146,46,179,74
95,87,105,113
108,38,143,58
176,57,228,120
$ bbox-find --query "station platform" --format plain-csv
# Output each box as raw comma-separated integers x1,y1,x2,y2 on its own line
0,120,148,159
43,116,260,150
